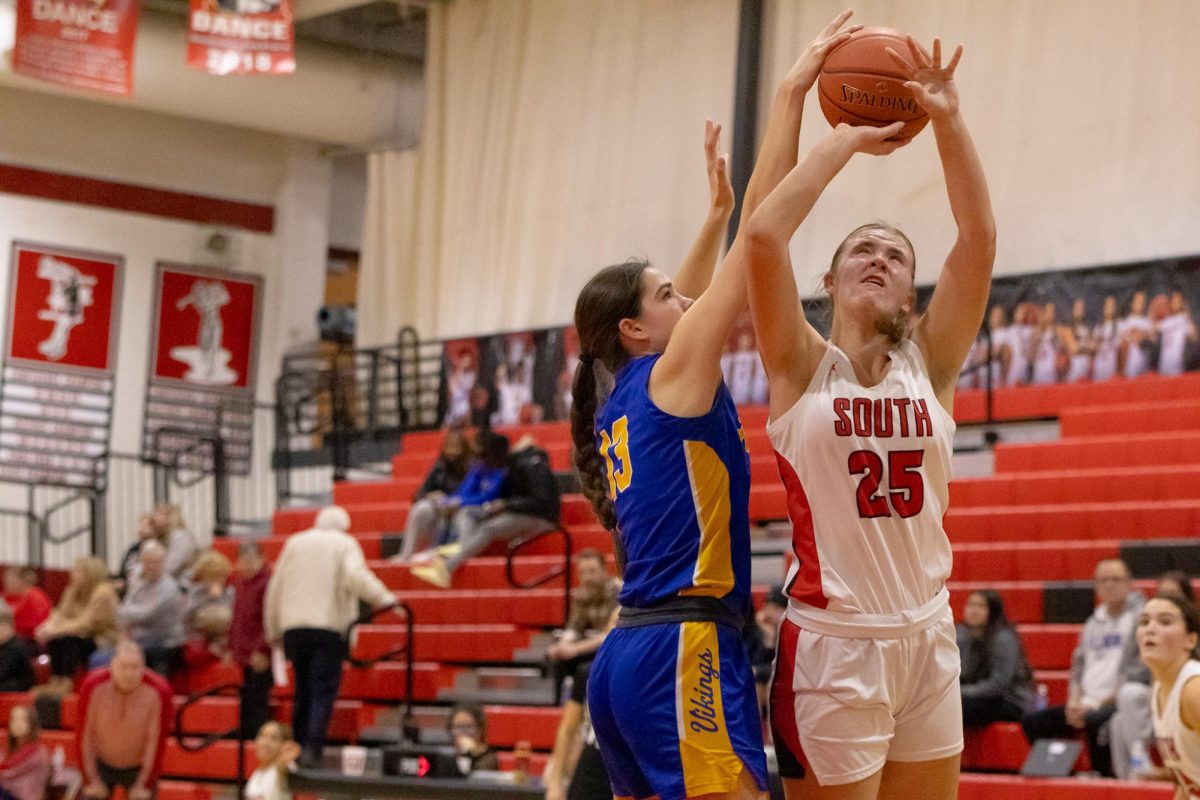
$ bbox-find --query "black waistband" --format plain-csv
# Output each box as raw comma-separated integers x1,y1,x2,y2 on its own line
616,596,745,630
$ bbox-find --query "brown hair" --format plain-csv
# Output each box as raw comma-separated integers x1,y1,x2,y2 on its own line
61,556,110,615
5,706,39,752
569,260,649,571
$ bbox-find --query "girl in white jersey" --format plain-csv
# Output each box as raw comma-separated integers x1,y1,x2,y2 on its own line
743,35,994,800
1137,595,1200,798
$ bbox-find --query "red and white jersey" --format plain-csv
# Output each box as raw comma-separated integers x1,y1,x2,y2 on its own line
767,339,954,637
1152,659,1200,798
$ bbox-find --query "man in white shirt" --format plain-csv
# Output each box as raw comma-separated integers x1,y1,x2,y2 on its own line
265,506,396,767
1021,559,1145,777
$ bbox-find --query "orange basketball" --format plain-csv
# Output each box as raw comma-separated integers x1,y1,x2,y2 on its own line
818,27,929,140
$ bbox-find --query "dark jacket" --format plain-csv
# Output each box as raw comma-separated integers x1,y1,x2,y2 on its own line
414,457,470,501
0,637,34,692
501,445,561,524
956,623,1034,712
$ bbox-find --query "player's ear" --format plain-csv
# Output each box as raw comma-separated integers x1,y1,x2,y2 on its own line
618,317,647,344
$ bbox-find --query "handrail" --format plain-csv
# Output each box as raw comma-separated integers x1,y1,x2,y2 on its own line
174,682,246,787
346,601,416,742
505,527,573,629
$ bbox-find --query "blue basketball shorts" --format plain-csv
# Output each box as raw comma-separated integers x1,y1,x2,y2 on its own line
587,620,768,800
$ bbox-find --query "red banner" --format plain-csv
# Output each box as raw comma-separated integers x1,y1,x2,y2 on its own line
150,264,262,391
6,242,122,373
186,0,295,76
12,0,139,96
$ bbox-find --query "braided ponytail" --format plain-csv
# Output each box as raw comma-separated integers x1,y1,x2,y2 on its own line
569,260,650,573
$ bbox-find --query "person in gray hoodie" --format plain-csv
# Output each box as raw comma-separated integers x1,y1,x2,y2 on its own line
1021,558,1145,777
117,540,185,678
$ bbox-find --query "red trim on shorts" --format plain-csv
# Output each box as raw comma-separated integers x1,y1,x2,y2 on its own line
769,618,810,780
774,451,828,609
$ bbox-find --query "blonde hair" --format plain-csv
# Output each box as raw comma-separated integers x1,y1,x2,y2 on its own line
61,556,109,614
154,503,186,533
191,550,232,584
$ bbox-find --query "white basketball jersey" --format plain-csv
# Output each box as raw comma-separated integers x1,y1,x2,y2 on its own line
1093,320,1120,381
1159,313,1191,376
1122,315,1153,377
1032,328,1061,385
767,339,954,634
1152,660,1200,798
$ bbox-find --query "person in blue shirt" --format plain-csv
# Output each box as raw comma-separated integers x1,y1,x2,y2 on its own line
568,14,870,799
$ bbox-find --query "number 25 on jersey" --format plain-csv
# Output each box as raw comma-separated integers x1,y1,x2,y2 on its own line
600,416,632,499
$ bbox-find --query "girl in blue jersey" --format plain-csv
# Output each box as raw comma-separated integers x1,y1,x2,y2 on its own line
568,14,908,800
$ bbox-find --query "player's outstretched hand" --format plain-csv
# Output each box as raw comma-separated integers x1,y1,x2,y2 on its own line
785,9,862,91
832,121,911,156
886,36,963,120
704,119,734,216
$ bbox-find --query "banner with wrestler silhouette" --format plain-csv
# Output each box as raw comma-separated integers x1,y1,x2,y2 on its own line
0,242,123,488
142,263,262,475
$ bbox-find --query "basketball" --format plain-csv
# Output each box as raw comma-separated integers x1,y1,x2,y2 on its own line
818,27,930,140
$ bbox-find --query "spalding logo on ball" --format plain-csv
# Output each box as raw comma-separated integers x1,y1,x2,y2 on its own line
818,27,929,140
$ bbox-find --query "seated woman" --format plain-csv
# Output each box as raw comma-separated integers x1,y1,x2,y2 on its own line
957,589,1034,727
401,431,509,564
395,428,473,561
0,706,51,800
34,557,119,694
184,551,235,669
447,704,499,772
244,722,300,800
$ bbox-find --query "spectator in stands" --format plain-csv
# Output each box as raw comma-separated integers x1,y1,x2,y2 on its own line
265,506,397,768
0,706,51,800
230,542,273,740
753,586,788,717
151,503,199,581
115,514,158,597
1022,558,1144,777
79,641,171,800
546,550,620,696
401,430,510,564
544,612,617,800
447,704,499,772
412,434,558,589
957,589,1034,728
35,557,119,695
1110,570,1195,779
2,568,51,651
118,541,186,678
244,721,300,800
0,607,34,692
183,550,234,661
395,428,474,561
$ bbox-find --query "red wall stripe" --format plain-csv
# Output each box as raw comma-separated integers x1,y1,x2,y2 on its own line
0,163,275,233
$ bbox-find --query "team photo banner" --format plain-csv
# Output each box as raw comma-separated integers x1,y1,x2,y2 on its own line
187,0,295,75
13,0,139,95
434,255,1200,428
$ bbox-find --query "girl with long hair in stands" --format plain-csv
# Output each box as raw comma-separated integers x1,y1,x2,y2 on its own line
1136,594,1200,795
570,14,902,800
744,35,995,800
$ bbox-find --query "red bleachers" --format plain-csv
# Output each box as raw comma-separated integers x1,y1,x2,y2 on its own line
995,430,1200,473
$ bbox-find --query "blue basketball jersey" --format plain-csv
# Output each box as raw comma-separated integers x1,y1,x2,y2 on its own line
595,354,752,612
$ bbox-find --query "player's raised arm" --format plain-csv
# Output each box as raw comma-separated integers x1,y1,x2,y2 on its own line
651,10,862,417
743,122,908,419
890,38,997,408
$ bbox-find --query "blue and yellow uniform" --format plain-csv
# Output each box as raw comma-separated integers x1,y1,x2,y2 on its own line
587,354,767,800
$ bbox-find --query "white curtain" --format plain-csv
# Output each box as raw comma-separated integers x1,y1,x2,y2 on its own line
762,0,1200,292
358,0,740,344
361,0,1200,344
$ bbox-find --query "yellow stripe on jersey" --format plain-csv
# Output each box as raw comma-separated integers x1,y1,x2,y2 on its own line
679,440,734,598
675,622,741,796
